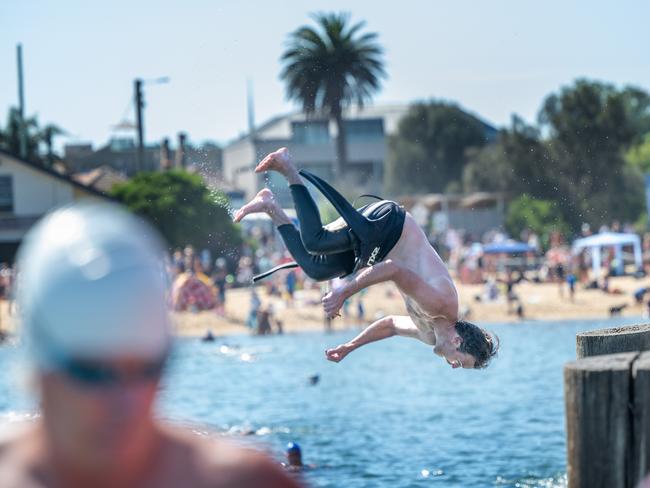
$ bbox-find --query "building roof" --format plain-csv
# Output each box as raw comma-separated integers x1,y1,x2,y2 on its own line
226,104,413,148
0,149,115,201
226,102,498,149
397,192,503,211
72,165,128,193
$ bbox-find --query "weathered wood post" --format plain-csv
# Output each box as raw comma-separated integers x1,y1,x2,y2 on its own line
632,352,650,484
564,352,637,488
577,324,650,359
565,324,650,488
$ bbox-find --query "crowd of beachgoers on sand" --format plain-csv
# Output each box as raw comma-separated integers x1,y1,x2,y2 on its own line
2,217,650,342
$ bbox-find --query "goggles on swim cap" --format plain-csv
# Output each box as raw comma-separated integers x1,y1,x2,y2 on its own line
30,303,170,387
56,356,167,387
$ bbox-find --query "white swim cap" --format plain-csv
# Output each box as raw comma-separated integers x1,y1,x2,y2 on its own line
17,203,172,370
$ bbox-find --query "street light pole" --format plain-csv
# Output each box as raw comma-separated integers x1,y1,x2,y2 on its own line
16,44,27,160
134,78,144,173
133,77,169,174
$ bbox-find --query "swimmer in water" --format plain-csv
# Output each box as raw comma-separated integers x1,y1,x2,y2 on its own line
282,442,316,472
285,442,303,470
234,148,498,369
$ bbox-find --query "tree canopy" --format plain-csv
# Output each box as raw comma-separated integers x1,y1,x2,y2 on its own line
505,194,569,243
626,133,650,173
111,170,241,255
462,79,649,232
0,107,65,165
386,101,491,195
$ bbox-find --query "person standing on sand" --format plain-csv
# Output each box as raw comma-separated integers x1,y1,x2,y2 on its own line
234,148,498,369
0,203,302,488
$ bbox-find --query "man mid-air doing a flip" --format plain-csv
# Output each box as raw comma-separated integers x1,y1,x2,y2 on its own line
234,148,498,369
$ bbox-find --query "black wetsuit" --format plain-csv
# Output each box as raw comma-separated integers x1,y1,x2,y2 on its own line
266,174,406,282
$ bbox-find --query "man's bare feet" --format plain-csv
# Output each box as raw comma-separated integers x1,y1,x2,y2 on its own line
255,147,295,176
233,188,278,223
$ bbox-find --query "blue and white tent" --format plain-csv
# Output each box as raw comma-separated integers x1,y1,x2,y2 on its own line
572,232,642,276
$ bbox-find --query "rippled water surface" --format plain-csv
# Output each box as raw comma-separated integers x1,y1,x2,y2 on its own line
0,317,641,487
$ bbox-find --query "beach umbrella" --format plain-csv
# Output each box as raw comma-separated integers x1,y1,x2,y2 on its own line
482,241,536,255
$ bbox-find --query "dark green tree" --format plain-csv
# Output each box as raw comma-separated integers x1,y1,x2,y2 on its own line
463,140,514,193
280,12,386,179
620,86,650,143
111,170,241,254
539,79,643,227
0,109,66,166
386,101,491,195
0,107,42,161
463,117,554,197
626,133,650,173
505,194,570,244
40,124,66,167
465,81,648,231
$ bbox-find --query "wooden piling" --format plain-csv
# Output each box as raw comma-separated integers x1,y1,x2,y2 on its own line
576,324,650,359
632,352,650,485
564,352,638,488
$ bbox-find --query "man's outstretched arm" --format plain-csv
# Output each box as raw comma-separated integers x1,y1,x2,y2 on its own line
325,315,424,363
322,260,400,318
322,259,453,319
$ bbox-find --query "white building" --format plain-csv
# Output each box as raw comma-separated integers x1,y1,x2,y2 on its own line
222,104,411,206
0,150,112,261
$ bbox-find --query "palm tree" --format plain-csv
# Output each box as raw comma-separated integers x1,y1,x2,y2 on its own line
0,107,41,161
0,109,66,166
40,124,66,167
280,12,386,180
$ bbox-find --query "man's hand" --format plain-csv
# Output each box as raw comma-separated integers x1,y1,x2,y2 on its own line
325,343,353,362
322,287,348,319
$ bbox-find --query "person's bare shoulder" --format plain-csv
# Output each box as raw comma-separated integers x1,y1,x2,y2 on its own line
0,428,41,488
161,425,304,488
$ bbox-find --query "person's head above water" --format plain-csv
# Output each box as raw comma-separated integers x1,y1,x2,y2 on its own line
286,442,303,467
18,203,171,370
433,320,499,369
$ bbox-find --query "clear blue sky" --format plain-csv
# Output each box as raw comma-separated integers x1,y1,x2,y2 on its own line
1,0,649,150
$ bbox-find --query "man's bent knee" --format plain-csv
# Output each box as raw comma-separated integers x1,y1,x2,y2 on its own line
300,232,325,254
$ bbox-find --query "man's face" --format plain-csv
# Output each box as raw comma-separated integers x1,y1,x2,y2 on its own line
287,451,303,467
433,335,476,369
39,356,162,469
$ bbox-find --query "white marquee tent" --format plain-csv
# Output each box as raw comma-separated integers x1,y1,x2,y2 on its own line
571,232,642,276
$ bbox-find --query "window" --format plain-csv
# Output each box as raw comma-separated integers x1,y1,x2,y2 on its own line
0,176,13,212
343,118,384,141
291,121,330,144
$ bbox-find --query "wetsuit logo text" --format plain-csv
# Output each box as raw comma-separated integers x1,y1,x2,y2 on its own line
367,247,381,266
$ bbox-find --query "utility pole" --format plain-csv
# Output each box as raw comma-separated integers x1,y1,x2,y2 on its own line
134,78,144,173
247,78,256,138
133,77,169,173
16,44,27,159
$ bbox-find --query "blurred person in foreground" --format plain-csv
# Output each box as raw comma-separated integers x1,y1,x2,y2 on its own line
0,204,301,488
234,148,498,370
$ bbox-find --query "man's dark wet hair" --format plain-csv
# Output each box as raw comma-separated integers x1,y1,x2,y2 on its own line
455,320,499,369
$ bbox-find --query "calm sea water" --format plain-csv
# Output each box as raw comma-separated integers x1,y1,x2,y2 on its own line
0,316,642,487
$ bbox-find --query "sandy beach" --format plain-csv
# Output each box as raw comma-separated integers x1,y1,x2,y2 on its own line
1,276,648,338
155,275,650,337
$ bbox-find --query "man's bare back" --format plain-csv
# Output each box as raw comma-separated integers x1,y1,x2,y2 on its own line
384,213,460,328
